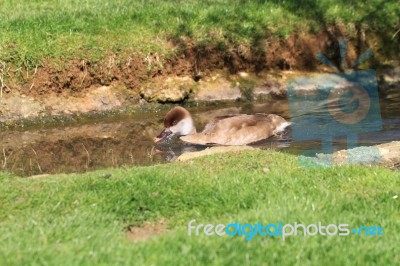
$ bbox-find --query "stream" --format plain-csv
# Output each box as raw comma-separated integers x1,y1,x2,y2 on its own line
0,86,399,176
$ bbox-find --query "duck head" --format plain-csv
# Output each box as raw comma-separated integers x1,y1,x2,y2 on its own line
153,106,196,143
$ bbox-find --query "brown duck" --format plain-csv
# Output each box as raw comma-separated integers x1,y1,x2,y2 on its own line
154,106,290,146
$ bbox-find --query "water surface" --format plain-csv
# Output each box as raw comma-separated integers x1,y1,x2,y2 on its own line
0,89,399,176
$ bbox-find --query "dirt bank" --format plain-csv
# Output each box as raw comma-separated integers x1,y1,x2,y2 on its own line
0,29,399,124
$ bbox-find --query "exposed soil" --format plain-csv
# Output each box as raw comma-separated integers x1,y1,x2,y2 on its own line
10,27,397,98
0,27,399,123
126,220,167,243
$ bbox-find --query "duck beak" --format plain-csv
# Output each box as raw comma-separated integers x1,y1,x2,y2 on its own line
153,128,173,143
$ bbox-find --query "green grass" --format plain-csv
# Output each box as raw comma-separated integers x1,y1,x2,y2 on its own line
0,0,398,69
1,149,399,265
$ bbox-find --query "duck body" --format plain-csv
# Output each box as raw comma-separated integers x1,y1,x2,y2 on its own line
154,106,290,146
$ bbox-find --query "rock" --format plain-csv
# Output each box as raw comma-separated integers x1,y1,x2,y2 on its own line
3,86,11,93
379,63,400,98
238,72,249,78
0,94,45,122
0,85,134,122
311,141,400,168
140,76,196,103
380,64,400,88
252,79,286,100
374,141,400,167
249,72,303,100
47,86,122,115
177,146,254,161
193,74,242,101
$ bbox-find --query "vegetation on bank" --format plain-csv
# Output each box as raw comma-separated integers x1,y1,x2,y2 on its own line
0,0,398,70
0,150,399,265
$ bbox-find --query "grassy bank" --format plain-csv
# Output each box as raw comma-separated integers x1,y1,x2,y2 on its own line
0,0,398,69
1,149,399,265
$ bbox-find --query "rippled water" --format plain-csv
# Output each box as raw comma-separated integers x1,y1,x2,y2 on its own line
0,88,399,176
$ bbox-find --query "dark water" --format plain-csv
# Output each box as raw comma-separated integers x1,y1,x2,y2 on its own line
0,89,399,176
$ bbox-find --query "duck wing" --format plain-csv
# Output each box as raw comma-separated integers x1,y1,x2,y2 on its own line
180,114,289,146
201,115,238,134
